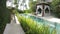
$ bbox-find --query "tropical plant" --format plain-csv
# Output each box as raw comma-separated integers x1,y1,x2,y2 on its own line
51,0,60,18
29,1,37,13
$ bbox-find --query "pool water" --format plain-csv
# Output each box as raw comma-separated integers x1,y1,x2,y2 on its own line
20,14,60,34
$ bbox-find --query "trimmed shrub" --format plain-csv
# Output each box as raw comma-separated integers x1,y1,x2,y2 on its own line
16,13,56,34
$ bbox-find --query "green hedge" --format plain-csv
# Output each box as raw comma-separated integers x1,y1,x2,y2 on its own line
0,0,11,34
16,13,56,34
0,8,11,34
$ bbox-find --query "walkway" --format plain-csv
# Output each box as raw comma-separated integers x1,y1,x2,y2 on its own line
3,15,25,34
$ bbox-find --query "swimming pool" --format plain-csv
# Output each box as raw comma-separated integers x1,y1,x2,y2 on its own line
30,15,60,34
20,14,60,34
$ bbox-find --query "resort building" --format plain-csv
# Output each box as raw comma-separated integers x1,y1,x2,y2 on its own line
6,0,30,10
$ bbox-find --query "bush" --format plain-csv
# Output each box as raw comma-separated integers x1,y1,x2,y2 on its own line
0,7,11,34
16,13,56,34
29,1,36,13
24,9,32,13
0,0,11,33
51,0,60,18
23,1,37,13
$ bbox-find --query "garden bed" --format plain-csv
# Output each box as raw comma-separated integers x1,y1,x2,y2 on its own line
16,13,56,34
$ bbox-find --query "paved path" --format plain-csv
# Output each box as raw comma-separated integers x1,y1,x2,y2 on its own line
3,24,25,34
3,15,25,34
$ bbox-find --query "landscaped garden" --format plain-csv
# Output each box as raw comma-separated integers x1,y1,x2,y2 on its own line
15,12,57,34
0,0,60,34
15,0,60,34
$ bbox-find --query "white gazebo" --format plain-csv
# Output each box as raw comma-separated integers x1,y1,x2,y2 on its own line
36,2,50,17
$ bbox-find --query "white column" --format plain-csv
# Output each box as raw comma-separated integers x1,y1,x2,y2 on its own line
36,6,38,14
49,8,50,15
48,6,50,15
44,6,45,16
44,9,45,16
41,9,43,16
39,5,42,16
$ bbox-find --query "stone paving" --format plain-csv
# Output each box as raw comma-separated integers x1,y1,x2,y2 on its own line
3,15,25,34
